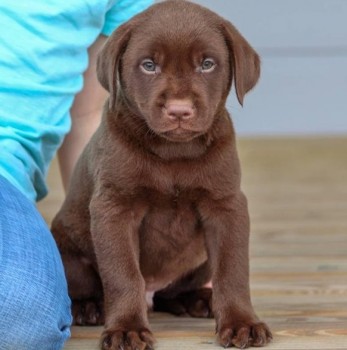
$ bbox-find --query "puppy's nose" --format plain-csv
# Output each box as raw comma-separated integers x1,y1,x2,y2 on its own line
165,101,194,121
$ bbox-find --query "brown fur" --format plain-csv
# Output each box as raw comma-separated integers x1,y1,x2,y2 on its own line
51,1,272,348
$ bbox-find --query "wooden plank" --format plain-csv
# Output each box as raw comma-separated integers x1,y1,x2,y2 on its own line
64,316,347,350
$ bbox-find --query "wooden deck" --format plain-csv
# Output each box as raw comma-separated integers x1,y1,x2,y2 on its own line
38,137,347,350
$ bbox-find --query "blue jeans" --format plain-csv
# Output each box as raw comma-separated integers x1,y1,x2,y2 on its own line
0,175,71,350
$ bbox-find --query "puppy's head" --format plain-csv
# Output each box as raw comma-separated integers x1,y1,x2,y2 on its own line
97,0,260,142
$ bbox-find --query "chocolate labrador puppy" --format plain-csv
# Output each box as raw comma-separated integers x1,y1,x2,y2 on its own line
51,0,272,349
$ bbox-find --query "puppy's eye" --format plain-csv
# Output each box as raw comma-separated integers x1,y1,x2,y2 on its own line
141,59,156,73
201,58,215,72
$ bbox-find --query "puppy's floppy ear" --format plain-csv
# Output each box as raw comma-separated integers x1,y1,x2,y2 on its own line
221,20,260,106
96,23,132,110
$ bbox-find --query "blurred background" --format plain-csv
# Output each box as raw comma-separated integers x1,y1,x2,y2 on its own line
177,0,347,136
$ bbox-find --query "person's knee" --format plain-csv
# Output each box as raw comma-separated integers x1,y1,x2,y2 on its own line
0,275,71,350
0,175,72,349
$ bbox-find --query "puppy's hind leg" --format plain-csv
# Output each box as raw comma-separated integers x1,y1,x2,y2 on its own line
63,253,105,326
51,218,104,325
153,261,213,318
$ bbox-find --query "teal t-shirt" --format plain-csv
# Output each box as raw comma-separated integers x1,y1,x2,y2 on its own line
0,0,153,202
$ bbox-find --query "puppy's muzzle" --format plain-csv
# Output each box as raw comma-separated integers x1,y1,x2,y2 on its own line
165,102,195,122
163,99,196,123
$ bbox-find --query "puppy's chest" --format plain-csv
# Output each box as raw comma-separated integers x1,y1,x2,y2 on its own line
140,186,203,238
138,186,207,288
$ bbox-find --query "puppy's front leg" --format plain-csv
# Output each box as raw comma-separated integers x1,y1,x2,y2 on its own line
200,192,272,349
90,197,154,350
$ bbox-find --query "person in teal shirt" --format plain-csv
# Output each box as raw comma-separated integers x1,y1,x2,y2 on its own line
0,1,153,349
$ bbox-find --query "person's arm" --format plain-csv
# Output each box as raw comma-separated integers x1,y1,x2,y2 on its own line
58,35,108,192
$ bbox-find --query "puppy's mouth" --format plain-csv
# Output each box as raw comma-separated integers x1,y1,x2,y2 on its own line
161,127,201,142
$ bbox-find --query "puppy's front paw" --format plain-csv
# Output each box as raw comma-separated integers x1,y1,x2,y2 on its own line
101,328,155,350
217,320,272,348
